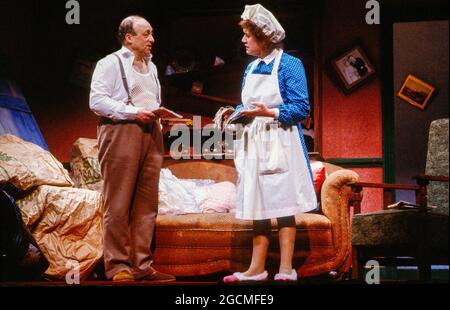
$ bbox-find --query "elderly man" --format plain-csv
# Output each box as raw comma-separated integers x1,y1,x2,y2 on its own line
90,15,175,282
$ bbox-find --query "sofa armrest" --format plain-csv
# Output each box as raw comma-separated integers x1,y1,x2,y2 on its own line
321,169,360,221
320,169,360,272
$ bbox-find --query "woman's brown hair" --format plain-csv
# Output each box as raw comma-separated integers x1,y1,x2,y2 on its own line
239,20,284,51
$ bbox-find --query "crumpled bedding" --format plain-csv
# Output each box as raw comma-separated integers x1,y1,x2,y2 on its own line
15,185,103,280
0,134,73,190
158,168,236,215
1,135,103,281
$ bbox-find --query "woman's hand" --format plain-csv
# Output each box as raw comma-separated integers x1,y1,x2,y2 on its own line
239,102,277,118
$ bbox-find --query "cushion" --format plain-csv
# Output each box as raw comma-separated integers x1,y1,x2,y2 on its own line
194,181,236,213
0,134,74,190
154,212,334,276
352,209,449,251
311,161,327,193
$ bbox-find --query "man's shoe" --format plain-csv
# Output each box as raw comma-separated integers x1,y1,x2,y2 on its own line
112,270,135,282
138,267,176,282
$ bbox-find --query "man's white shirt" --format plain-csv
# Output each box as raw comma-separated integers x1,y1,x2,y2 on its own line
90,46,161,121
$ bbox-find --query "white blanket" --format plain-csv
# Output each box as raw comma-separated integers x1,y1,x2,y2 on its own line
158,168,236,215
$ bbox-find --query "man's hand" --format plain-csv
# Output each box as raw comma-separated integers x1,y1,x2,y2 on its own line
239,102,277,118
136,109,158,123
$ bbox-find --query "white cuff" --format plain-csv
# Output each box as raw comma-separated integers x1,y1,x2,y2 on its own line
124,105,142,119
273,108,280,120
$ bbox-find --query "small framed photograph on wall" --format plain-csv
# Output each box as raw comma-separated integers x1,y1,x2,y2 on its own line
331,45,376,94
397,74,435,110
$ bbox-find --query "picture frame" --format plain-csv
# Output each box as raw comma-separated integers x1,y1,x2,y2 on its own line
331,45,376,94
397,74,435,110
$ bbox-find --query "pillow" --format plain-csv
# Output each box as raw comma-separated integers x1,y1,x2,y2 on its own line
311,161,326,193
193,181,237,213
0,134,74,190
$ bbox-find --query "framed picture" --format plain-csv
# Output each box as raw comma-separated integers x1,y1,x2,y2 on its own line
397,74,435,110
331,45,376,94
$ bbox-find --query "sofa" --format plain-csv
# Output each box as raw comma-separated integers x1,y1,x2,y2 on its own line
153,160,360,279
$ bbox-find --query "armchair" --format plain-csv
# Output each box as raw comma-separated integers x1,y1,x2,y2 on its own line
350,118,449,282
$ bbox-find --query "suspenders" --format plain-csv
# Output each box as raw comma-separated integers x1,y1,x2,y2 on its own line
113,54,134,106
113,53,161,106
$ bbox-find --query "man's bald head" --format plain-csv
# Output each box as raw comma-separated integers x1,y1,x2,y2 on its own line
118,15,149,45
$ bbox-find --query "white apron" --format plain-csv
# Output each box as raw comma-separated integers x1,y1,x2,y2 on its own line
234,49,317,220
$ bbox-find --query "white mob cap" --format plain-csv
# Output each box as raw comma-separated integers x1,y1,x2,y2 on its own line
241,4,285,43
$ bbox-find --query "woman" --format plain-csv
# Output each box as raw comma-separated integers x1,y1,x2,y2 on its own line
223,4,317,282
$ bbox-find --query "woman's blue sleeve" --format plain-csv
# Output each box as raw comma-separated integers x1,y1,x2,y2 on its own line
278,57,310,126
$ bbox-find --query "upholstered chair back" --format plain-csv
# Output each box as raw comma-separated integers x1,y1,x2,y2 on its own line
426,118,449,214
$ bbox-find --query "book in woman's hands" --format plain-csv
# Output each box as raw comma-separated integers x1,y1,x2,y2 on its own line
152,107,183,119
222,106,255,131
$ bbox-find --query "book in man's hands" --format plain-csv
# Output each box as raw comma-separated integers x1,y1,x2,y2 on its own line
152,107,183,120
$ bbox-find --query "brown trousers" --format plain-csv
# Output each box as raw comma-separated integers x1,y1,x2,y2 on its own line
97,120,163,279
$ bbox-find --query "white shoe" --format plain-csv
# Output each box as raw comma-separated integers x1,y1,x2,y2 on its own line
223,270,268,283
274,269,297,281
